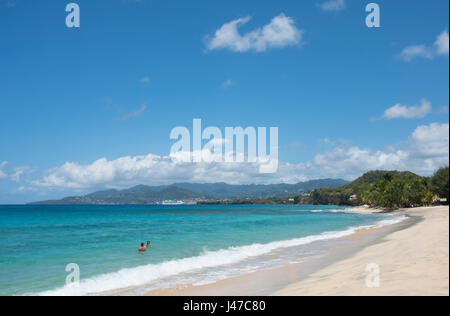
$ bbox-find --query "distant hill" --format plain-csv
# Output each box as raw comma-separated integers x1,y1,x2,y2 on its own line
171,179,348,200
30,185,210,205
29,179,348,205
343,170,420,194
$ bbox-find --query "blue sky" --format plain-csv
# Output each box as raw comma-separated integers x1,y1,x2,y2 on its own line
0,0,449,203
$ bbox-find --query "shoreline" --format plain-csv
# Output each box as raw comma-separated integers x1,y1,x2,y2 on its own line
274,205,449,296
144,206,449,296
342,205,386,213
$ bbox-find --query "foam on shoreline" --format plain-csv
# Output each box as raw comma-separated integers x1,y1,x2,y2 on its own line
34,214,407,296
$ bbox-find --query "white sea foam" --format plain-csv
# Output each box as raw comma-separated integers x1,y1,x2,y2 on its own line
310,209,348,213
35,215,408,296
373,214,408,228
310,208,366,213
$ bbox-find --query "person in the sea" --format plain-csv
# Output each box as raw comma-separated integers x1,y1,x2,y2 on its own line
138,243,146,253
146,241,151,248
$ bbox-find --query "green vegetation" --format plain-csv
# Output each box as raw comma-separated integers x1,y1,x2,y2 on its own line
295,171,418,206
175,169,450,209
199,168,450,209
361,173,431,208
430,167,449,203
296,168,449,209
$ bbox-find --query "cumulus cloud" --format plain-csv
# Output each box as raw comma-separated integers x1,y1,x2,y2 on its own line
435,29,449,55
398,29,449,62
398,45,434,62
206,14,303,53
312,124,448,179
383,99,432,119
409,122,449,158
11,166,29,182
32,153,284,189
0,162,32,182
311,145,409,180
318,0,346,12
31,123,449,190
0,161,7,179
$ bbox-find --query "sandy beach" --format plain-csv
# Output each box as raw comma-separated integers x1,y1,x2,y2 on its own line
274,206,449,296
146,206,449,296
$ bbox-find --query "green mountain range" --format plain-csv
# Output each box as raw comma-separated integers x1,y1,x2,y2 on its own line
29,179,348,205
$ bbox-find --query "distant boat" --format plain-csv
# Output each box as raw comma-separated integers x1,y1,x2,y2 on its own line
161,200,185,205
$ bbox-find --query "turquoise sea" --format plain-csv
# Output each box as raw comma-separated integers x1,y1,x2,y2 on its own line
0,204,406,296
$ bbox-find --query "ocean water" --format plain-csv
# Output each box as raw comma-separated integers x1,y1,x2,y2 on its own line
0,204,406,296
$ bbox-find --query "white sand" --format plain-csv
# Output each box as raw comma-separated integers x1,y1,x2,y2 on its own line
274,206,449,296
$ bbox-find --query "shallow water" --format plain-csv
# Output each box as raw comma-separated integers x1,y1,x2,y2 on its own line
0,204,405,296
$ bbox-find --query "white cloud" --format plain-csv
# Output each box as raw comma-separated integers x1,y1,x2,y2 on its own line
11,166,29,182
383,99,432,119
206,14,303,53
15,186,37,193
32,153,284,189
312,123,449,179
435,29,449,55
0,161,7,179
409,122,449,158
0,163,33,182
31,123,449,190
311,145,410,180
398,29,449,62
318,0,346,12
398,45,434,62
121,104,147,121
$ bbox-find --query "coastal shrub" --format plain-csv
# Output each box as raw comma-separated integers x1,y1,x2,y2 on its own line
301,170,441,209
423,192,434,206
360,174,430,209
430,167,449,204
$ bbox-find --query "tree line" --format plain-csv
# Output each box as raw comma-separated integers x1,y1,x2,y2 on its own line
297,167,449,209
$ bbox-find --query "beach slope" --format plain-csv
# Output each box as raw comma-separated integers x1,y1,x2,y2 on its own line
274,206,449,296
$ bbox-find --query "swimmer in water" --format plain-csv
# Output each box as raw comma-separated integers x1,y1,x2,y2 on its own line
138,242,146,253
146,241,151,248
